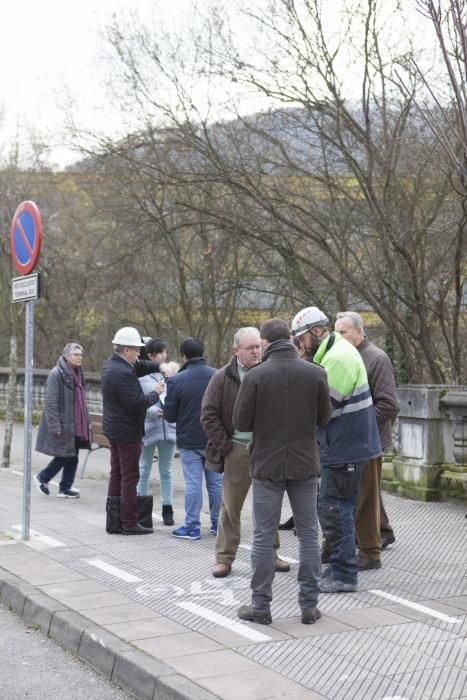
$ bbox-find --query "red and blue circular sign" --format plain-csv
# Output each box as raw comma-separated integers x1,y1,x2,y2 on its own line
11,201,42,275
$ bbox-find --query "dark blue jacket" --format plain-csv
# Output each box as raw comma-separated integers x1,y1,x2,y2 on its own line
163,357,215,450
101,353,161,443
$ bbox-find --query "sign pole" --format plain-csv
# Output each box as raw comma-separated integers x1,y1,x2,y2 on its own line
10,200,43,542
22,300,35,540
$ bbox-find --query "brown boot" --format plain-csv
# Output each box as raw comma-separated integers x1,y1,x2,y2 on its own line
212,563,231,578
274,557,291,572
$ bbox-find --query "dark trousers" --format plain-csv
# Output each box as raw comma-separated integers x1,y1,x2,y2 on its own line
39,442,79,491
108,441,142,528
318,462,364,584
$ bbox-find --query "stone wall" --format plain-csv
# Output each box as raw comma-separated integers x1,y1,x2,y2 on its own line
0,369,465,502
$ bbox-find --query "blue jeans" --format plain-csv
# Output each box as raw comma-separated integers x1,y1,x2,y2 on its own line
137,440,176,504
251,477,321,612
318,462,364,584
180,448,223,529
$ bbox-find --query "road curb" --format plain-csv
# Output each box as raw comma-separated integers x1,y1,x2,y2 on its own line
0,567,221,700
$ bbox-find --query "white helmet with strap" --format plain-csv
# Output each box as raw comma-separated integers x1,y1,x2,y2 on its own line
291,307,329,338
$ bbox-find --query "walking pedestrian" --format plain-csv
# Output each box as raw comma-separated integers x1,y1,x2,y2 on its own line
35,343,91,498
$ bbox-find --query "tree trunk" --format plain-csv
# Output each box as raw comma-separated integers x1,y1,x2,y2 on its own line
1,333,18,469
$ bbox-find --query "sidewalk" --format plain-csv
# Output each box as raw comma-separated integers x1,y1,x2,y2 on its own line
1,421,467,700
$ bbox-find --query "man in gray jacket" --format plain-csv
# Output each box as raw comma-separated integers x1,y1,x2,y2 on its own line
233,318,331,625
335,312,400,569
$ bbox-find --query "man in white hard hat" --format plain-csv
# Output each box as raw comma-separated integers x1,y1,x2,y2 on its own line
101,327,175,535
291,307,381,593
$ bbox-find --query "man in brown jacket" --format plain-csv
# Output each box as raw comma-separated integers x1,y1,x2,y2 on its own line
201,327,290,577
335,312,400,569
233,318,332,625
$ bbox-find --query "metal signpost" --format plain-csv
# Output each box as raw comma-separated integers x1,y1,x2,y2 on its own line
11,201,43,540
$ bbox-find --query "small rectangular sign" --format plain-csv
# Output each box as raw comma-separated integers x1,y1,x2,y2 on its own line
12,273,41,303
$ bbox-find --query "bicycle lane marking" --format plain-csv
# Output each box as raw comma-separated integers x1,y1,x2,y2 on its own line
136,576,273,642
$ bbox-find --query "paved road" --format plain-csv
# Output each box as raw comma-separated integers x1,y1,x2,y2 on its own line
1,419,467,699
0,602,133,700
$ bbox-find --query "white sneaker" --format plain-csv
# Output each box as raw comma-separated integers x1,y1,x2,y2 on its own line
57,489,80,498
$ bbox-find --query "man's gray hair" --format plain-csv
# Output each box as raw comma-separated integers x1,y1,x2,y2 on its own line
233,326,260,348
63,342,83,357
335,311,365,332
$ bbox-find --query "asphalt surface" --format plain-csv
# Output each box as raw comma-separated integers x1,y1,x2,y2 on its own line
1,419,467,700
0,602,133,699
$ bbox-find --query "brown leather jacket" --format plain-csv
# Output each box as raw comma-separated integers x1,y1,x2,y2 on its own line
201,356,241,472
357,338,400,450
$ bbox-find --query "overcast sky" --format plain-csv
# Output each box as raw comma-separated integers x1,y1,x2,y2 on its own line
0,1,437,169
0,0,178,166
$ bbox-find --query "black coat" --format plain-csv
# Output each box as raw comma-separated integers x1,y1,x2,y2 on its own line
164,357,216,450
101,353,161,443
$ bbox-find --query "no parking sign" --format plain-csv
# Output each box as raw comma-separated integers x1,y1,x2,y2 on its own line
10,200,42,275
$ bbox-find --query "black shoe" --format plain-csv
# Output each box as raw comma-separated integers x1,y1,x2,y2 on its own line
301,608,321,625
34,474,49,496
278,516,294,530
237,605,272,625
381,535,396,550
356,556,382,571
162,505,174,526
122,523,154,535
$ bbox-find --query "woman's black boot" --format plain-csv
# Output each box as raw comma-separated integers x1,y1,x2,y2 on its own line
162,505,174,526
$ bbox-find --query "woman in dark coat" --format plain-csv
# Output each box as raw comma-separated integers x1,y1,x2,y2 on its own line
35,343,91,498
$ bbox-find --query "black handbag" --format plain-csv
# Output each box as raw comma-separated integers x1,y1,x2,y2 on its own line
106,495,153,533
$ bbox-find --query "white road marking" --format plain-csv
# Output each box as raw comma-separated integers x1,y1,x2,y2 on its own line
12,470,60,489
239,543,298,564
11,525,65,549
370,589,462,624
177,601,272,642
85,558,142,583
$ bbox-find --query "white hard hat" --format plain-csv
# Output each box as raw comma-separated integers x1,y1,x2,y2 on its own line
291,307,329,337
111,327,145,346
